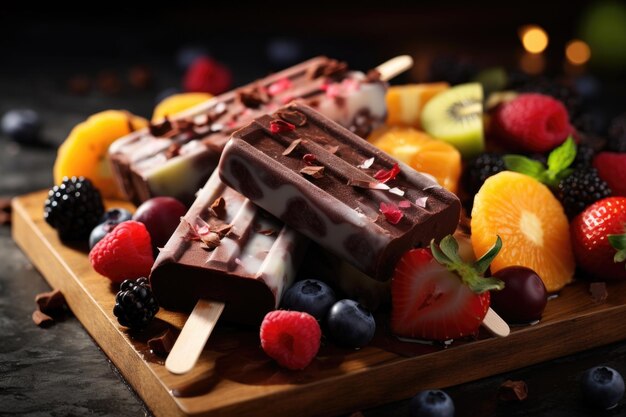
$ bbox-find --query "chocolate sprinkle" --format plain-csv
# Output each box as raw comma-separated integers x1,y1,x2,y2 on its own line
237,86,269,109
499,380,528,402
282,139,302,156
307,59,349,80
590,282,608,303
149,117,173,137
365,69,382,83
300,166,325,179
32,310,54,328
35,289,67,314
208,197,226,219
148,329,177,356
277,109,307,127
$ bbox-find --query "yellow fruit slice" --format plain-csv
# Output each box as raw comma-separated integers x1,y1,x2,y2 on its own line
53,110,148,199
369,126,461,193
386,82,449,128
152,93,213,122
471,171,575,292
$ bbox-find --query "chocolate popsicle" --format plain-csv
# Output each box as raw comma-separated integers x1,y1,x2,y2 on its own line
109,56,388,205
218,103,461,281
150,170,307,325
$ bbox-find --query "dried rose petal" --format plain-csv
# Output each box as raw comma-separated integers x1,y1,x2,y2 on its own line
373,163,401,183
300,166,325,179
379,202,403,224
303,154,317,165
269,119,296,134
208,197,226,219
268,78,292,96
357,157,375,169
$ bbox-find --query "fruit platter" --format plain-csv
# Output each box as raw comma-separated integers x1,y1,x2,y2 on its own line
10,52,626,417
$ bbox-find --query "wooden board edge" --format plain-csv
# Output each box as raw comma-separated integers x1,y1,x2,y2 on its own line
11,194,184,417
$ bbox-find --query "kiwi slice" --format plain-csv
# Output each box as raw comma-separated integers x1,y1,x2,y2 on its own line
421,83,484,158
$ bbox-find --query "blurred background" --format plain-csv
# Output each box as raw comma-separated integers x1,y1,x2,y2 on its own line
0,1,625,192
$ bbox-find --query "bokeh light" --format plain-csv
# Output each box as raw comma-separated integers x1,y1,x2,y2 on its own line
566,40,591,65
519,25,549,54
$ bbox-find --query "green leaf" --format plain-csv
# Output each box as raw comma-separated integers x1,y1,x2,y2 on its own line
609,234,626,266
430,238,453,266
504,155,546,181
473,235,503,275
470,276,506,293
438,235,464,264
547,137,576,174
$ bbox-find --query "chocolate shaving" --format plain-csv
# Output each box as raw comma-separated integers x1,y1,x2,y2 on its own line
389,187,405,197
165,142,182,159
357,157,375,169
237,86,269,109
148,329,177,356
200,232,221,250
415,196,429,208
365,69,382,83
282,139,302,156
208,197,226,219
214,223,233,238
347,179,390,190
149,117,173,137
0,197,12,225
35,290,67,314
590,282,608,303
307,59,348,80
499,380,528,402
276,110,307,127
324,145,339,154
257,229,276,236
300,166,325,179
32,310,54,328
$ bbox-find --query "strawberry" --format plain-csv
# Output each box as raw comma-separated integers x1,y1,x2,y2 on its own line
571,197,626,281
593,152,626,197
391,235,504,341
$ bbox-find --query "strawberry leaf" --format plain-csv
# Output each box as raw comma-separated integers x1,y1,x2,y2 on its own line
473,235,503,275
439,235,464,264
608,233,626,266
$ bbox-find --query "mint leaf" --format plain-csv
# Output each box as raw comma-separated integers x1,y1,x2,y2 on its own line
547,137,576,174
503,155,546,181
609,234,626,266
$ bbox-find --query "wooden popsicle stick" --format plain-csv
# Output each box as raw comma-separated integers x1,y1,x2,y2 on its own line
482,307,510,337
165,300,225,375
375,55,414,82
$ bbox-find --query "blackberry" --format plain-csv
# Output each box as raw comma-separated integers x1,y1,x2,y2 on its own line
608,113,626,152
113,278,159,329
463,153,506,196
43,176,105,241
556,168,611,218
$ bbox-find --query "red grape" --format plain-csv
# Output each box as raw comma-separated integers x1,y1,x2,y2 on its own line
490,266,548,323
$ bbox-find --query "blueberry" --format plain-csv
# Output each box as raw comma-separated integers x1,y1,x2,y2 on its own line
326,299,375,348
100,208,132,224
89,208,133,250
409,390,455,417
1,109,41,143
581,366,625,409
281,279,337,321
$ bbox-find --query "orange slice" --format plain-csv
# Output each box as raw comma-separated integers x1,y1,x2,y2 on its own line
152,92,212,122
386,83,449,128
369,126,461,193
471,171,575,292
53,110,148,199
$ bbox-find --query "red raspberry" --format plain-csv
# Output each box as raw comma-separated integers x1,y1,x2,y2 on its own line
594,152,626,197
183,57,232,95
260,310,321,370
89,221,154,283
492,93,573,153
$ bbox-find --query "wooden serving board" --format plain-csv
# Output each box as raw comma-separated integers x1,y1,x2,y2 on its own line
12,190,626,417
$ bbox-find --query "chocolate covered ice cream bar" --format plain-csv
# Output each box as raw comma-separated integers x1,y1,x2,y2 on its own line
218,103,461,280
109,56,387,205
149,170,307,325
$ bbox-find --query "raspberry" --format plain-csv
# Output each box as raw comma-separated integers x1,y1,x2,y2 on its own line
260,310,321,370
594,152,626,197
89,221,154,283
492,93,573,153
183,57,232,95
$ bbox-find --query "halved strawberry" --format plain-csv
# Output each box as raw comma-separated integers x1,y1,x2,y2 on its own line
391,235,503,341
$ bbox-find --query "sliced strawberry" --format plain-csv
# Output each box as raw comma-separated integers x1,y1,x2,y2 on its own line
391,235,503,341
571,197,626,280
594,152,626,197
